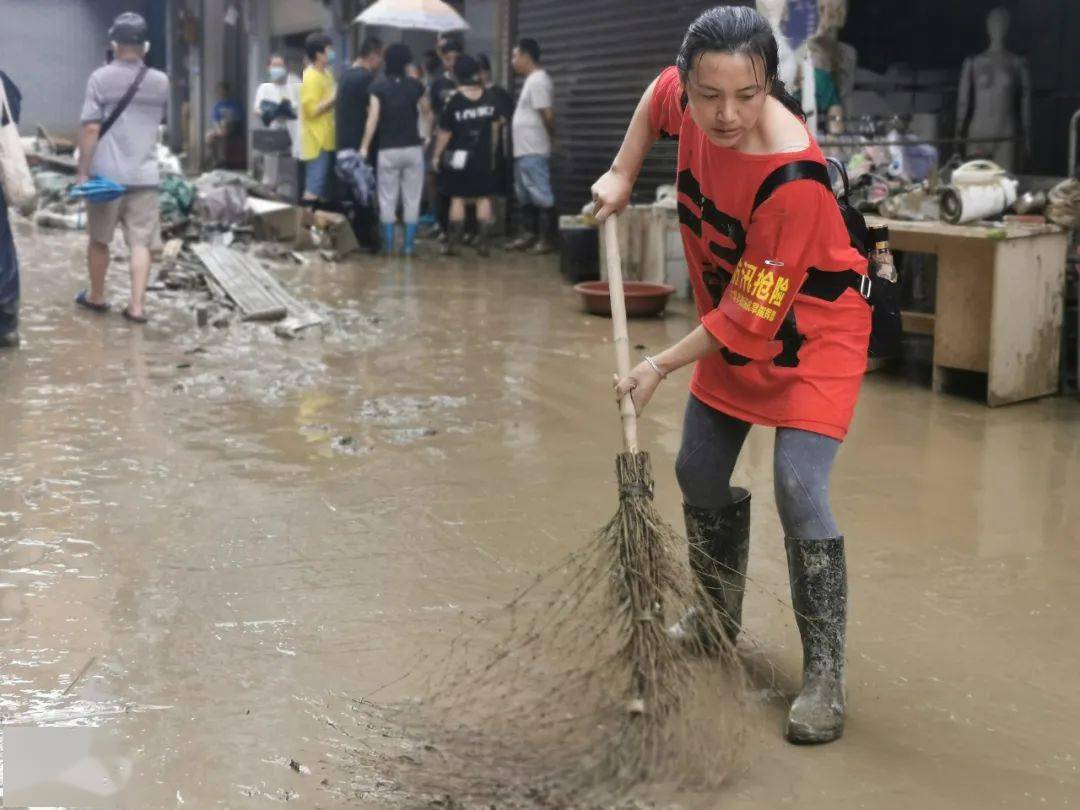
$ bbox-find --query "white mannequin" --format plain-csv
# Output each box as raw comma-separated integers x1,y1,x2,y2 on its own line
955,7,1031,171
802,0,857,112
756,0,797,88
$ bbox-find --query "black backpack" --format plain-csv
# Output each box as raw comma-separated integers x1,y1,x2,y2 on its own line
751,158,902,358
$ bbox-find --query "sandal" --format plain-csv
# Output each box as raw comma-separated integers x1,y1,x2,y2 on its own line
75,290,110,314
122,309,148,325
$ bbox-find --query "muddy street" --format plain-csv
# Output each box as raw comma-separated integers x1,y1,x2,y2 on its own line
2,224,1080,807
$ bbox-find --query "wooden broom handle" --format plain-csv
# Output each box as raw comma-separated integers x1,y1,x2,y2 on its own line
604,215,639,454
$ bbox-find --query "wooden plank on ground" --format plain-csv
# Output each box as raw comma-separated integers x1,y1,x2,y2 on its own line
192,243,286,321
228,250,324,333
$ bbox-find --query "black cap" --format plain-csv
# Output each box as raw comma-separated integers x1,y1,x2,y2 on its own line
453,54,480,85
108,12,148,45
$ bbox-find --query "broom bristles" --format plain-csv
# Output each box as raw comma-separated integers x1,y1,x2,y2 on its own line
340,450,751,805
598,450,748,784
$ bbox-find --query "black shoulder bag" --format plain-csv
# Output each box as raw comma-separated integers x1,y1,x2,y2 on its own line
98,65,149,140
752,158,902,358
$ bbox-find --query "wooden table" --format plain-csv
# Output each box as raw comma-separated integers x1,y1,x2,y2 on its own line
865,216,1068,406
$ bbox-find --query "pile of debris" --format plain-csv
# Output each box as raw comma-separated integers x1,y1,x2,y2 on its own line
158,238,324,338
21,128,364,338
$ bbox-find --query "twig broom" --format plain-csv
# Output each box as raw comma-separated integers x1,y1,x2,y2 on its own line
596,214,743,782
349,215,749,802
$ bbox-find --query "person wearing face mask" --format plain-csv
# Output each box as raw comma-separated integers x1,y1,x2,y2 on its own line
300,32,338,202
592,5,872,746
253,54,301,195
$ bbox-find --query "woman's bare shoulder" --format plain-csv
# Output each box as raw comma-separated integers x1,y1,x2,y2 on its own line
761,97,810,153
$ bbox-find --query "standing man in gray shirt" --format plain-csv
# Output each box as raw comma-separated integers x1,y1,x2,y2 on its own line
507,38,555,255
75,12,169,324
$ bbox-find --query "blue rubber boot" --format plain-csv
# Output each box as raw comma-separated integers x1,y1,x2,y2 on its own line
381,223,396,255
403,223,418,257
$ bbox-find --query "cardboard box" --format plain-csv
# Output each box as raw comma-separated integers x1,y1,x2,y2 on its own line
311,210,359,256
247,198,301,242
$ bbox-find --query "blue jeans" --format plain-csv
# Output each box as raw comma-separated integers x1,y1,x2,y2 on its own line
0,187,18,334
304,150,334,199
514,154,554,208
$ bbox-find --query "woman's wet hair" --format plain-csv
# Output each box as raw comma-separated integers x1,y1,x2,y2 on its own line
384,43,412,78
676,5,804,119
453,54,481,86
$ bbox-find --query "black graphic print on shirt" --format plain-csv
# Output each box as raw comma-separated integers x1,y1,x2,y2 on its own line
678,167,805,369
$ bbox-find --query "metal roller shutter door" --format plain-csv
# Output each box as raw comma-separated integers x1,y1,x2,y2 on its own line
515,1,746,212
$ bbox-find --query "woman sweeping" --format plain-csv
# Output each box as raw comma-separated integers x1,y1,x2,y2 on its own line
592,5,870,744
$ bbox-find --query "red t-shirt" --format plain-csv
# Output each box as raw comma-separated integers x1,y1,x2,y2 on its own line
649,67,870,440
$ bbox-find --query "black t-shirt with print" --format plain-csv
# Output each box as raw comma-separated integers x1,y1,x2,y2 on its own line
438,88,497,164
438,88,499,197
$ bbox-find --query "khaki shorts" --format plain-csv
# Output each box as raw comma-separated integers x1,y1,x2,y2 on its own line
86,188,162,249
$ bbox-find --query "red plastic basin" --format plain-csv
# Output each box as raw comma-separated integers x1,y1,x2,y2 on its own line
573,280,677,318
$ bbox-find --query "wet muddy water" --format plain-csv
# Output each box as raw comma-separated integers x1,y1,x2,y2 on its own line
2,223,1080,807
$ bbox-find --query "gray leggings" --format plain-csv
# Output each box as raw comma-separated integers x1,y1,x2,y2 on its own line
675,395,840,539
377,146,425,225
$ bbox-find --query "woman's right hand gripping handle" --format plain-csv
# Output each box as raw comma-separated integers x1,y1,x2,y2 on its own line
591,168,634,222
590,78,661,223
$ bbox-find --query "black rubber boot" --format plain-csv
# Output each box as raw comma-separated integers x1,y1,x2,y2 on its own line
527,207,556,255
784,536,847,744
504,205,537,250
668,488,751,650
475,221,494,257
0,299,19,349
441,221,463,256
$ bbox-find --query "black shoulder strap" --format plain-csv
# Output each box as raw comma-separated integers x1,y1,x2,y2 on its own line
751,159,831,215
99,65,149,140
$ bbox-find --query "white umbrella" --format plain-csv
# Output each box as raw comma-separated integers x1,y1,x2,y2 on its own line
354,0,469,33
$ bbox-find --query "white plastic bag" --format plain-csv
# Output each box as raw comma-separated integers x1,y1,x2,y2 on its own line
449,149,469,170
0,78,36,207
